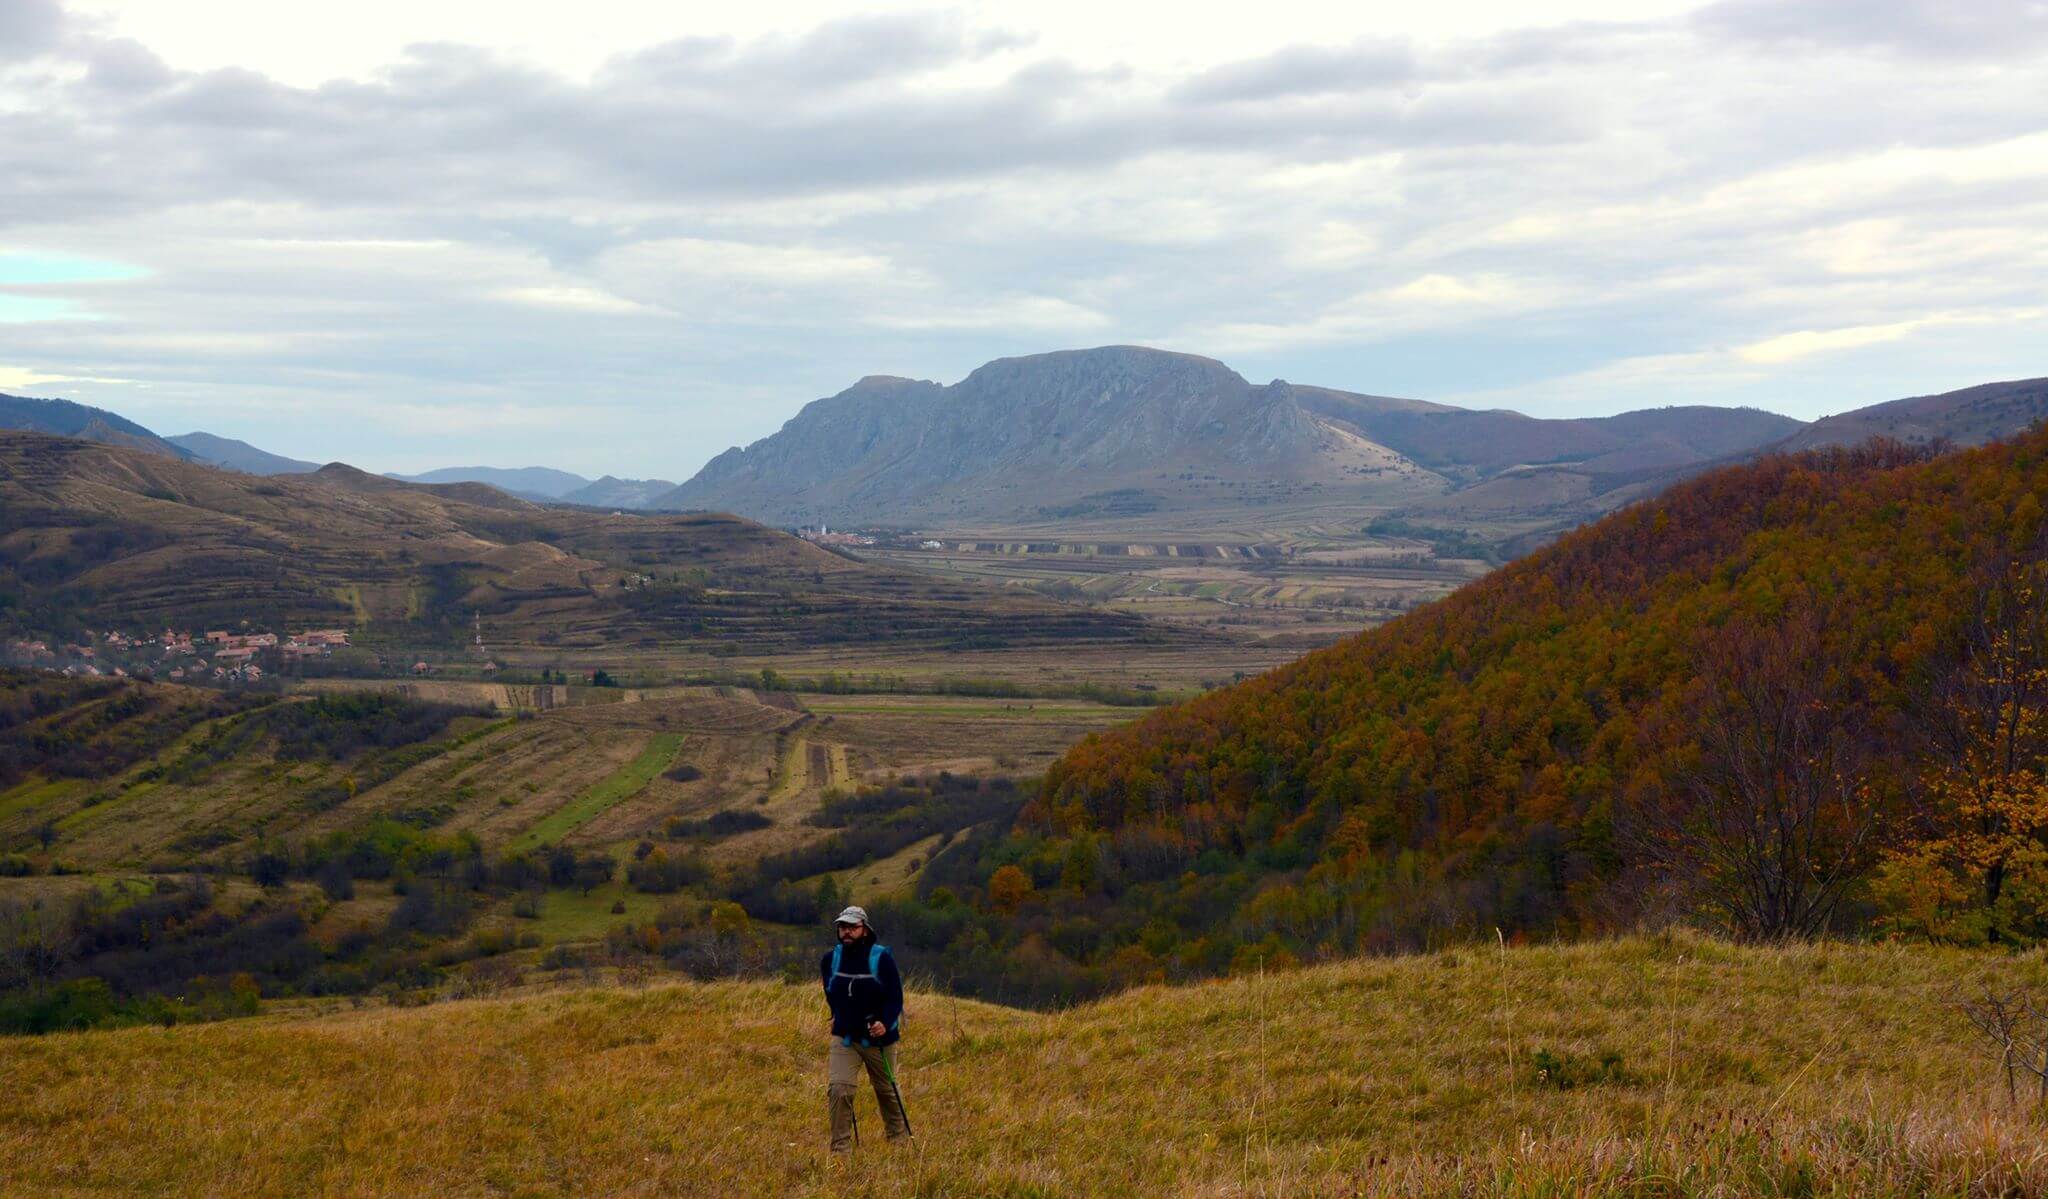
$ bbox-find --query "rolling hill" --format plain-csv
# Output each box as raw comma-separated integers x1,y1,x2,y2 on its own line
560,475,679,509
0,430,1169,655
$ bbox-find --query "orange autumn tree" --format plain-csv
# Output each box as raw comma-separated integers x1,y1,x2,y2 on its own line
1883,522,2048,943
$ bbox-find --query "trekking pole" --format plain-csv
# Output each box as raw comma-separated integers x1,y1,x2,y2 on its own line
883,1054,915,1139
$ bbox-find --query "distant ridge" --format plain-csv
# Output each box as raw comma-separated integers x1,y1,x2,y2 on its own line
560,475,678,509
1779,376,2048,452
0,394,193,461
384,465,592,500
168,431,320,475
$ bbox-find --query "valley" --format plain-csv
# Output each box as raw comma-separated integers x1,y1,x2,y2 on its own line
12,1,2047,1189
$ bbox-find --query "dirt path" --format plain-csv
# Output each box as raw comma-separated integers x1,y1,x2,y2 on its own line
761,735,813,818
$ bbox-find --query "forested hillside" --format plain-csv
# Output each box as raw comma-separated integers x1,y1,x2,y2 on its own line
876,430,2048,1001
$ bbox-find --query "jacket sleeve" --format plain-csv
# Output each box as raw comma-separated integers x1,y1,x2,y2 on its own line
877,949,904,1029
820,950,833,994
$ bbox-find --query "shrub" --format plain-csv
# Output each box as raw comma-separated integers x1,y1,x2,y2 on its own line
666,809,771,840
627,848,708,895
1530,1048,1632,1089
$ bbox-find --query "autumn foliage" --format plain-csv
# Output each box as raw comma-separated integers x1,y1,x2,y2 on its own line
1031,432,2048,949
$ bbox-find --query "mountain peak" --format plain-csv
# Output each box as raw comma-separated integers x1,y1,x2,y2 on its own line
957,344,1244,390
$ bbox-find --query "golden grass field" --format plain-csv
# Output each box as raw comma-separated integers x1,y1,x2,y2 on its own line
7,934,2048,1198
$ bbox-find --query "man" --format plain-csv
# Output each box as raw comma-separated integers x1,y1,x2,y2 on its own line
821,905,910,1154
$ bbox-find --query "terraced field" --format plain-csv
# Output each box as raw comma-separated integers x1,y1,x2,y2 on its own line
512,733,685,851
3,679,1143,881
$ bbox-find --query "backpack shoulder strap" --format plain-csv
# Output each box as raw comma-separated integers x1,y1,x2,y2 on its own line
869,943,885,975
830,944,843,977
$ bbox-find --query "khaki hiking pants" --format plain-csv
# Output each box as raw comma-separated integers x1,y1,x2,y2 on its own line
828,1041,909,1152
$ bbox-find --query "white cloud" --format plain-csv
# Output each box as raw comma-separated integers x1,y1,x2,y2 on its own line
490,285,659,315
1736,307,2048,364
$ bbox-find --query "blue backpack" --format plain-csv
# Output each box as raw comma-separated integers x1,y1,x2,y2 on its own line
828,942,897,1046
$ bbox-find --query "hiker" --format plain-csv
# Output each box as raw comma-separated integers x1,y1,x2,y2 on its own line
822,905,911,1154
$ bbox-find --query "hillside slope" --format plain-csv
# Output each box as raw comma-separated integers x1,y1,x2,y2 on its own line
993,430,2048,961
2,938,2039,1197
0,431,1166,654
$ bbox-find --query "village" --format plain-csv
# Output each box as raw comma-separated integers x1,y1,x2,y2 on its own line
2,626,352,686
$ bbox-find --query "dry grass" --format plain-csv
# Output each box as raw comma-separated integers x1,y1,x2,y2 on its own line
7,935,2048,1197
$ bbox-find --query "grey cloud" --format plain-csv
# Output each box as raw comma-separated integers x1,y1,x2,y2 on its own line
1173,39,1417,104
0,0,64,60
83,37,175,94
1695,0,2048,59
1,16,1600,236
598,15,1029,96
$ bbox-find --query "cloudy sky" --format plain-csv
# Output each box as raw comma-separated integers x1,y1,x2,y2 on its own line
1,0,2044,478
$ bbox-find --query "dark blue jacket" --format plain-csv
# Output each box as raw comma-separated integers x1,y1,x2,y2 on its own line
821,937,902,1047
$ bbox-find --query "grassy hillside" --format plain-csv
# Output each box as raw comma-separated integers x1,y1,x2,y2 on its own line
3,936,2044,1197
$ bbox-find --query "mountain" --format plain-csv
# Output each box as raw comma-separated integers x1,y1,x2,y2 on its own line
561,475,678,509
386,465,592,499
660,347,1804,528
659,348,1447,524
1779,376,2048,452
0,394,194,461
166,431,320,475
0,430,1166,654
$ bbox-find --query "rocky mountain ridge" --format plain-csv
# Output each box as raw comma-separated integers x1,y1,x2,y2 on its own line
657,346,1808,526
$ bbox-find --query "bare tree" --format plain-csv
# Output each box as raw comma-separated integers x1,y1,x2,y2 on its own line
0,897,78,989
1958,988,2048,1109
1636,596,1884,940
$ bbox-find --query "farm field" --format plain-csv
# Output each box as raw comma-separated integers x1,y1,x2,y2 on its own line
4,936,2043,1197
859,526,1486,647
0,679,1139,881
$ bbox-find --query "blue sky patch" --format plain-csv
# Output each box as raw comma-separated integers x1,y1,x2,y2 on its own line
0,295,89,323
0,252,145,287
